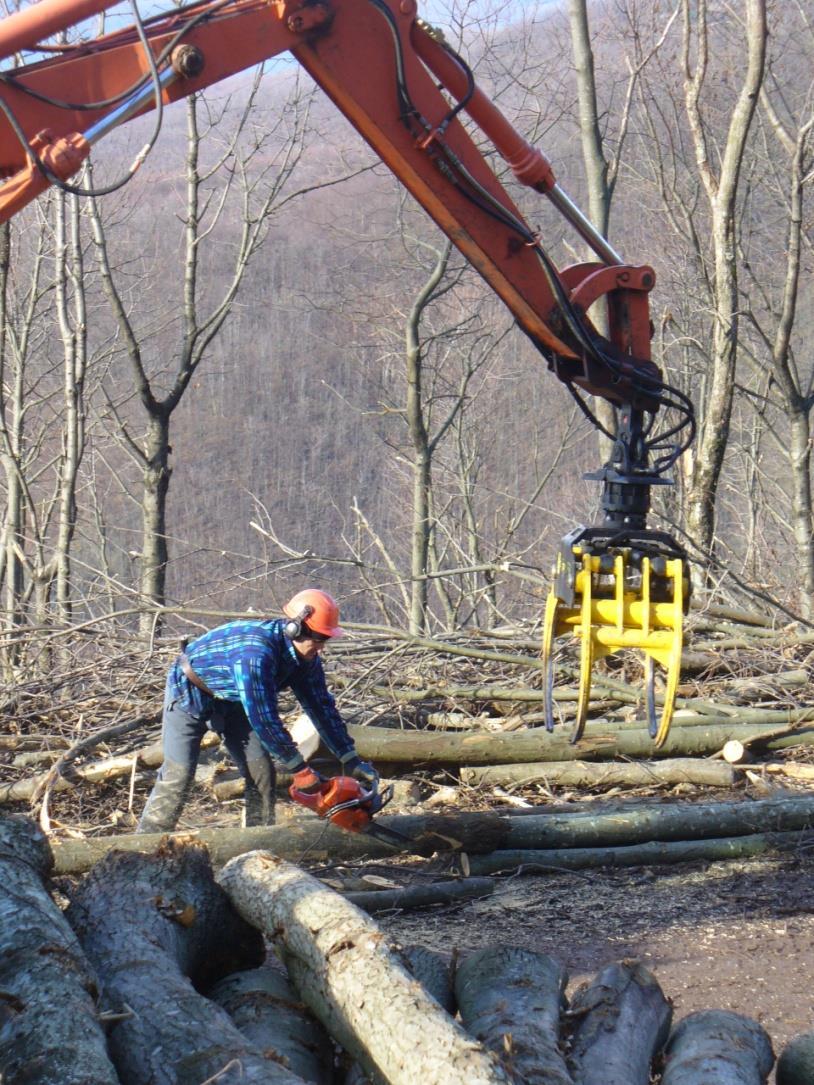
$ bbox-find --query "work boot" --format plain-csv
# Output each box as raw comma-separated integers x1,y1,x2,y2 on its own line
137,759,195,833
243,756,276,827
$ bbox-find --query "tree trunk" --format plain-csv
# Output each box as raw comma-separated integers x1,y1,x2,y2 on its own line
347,721,814,764
567,962,671,1085
460,758,736,790
466,829,814,876
455,946,572,1085
66,839,304,1085
217,853,515,1085
661,1010,774,1085
139,409,171,634
777,1032,814,1085
0,815,118,1085
208,964,335,1085
345,877,494,914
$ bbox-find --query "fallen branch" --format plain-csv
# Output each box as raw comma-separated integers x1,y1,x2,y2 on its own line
344,876,495,913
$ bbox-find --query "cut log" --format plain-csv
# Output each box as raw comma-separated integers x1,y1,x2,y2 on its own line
0,815,119,1085
777,1031,814,1085
218,852,515,1085
567,961,671,1085
466,829,814,875
66,840,306,1085
461,758,736,789
661,1010,774,1084
346,722,814,766
208,963,335,1085
455,946,572,1085
51,793,814,874
345,876,495,913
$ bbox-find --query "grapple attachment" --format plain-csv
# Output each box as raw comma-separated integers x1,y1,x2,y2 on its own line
541,527,689,747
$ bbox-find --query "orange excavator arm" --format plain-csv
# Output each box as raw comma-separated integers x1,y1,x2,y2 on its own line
0,0,696,743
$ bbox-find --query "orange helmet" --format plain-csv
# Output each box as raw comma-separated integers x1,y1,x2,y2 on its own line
283,589,344,638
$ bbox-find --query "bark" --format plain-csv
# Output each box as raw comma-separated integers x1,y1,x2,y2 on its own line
397,945,454,1013
460,758,736,790
0,815,118,1085
217,852,514,1085
567,962,671,1085
345,876,494,913
66,839,302,1085
777,1032,814,1085
208,964,335,1085
661,1010,774,1085
466,829,814,876
347,722,814,765
455,946,572,1085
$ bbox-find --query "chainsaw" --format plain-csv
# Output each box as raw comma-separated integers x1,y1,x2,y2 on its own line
288,774,412,851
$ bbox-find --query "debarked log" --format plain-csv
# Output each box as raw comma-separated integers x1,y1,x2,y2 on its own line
0,815,118,1085
464,829,814,875
455,946,572,1085
208,964,335,1085
66,840,306,1085
217,852,515,1085
777,1031,814,1085
347,722,814,765
661,1010,774,1084
460,758,736,789
567,962,671,1085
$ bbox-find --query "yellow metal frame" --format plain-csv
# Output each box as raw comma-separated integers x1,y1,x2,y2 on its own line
541,549,685,746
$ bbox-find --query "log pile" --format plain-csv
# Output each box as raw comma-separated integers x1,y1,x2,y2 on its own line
2,818,794,1084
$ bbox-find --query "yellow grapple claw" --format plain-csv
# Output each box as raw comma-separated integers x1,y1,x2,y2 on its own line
542,546,686,746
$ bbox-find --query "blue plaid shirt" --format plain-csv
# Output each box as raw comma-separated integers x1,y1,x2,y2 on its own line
170,618,355,771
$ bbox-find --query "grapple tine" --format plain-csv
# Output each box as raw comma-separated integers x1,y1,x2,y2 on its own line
645,656,658,738
652,557,685,748
541,591,560,733
571,557,594,744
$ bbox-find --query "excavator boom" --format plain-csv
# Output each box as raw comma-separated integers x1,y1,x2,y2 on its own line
0,0,695,742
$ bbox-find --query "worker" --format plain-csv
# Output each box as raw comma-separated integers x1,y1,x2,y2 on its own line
137,588,378,833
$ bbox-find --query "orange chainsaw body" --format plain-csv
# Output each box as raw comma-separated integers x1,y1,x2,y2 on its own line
288,775,373,832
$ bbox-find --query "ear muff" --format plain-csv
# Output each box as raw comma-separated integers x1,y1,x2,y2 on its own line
284,604,315,640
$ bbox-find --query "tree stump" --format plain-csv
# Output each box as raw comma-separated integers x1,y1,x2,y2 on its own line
208,963,335,1085
218,851,514,1085
661,1010,774,1084
67,839,305,1085
0,815,118,1085
567,961,672,1085
777,1031,814,1085
455,945,572,1085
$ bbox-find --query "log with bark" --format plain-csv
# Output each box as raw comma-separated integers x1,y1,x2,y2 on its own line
66,839,307,1085
460,758,736,790
50,793,814,874
345,876,495,913
660,1010,774,1084
465,829,814,875
346,722,814,766
777,1031,814,1085
0,815,119,1085
218,852,515,1085
567,961,672,1085
454,945,572,1085
208,963,335,1085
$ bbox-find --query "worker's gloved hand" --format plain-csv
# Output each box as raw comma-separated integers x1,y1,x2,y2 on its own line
291,766,326,795
342,754,380,791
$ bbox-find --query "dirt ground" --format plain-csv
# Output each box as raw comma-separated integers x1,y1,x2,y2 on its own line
369,848,813,1080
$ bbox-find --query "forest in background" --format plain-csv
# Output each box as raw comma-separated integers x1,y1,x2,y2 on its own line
0,0,812,657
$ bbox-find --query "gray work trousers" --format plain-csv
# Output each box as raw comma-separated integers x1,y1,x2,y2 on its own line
138,674,276,833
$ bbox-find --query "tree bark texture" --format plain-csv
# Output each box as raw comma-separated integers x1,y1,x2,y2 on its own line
567,961,671,1085
66,839,305,1085
777,1032,814,1085
208,964,335,1085
454,946,572,1085
460,758,736,789
466,829,814,876
0,815,118,1085
217,852,514,1085
345,877,494,914
347,722,814,765
661,1010,774,1084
